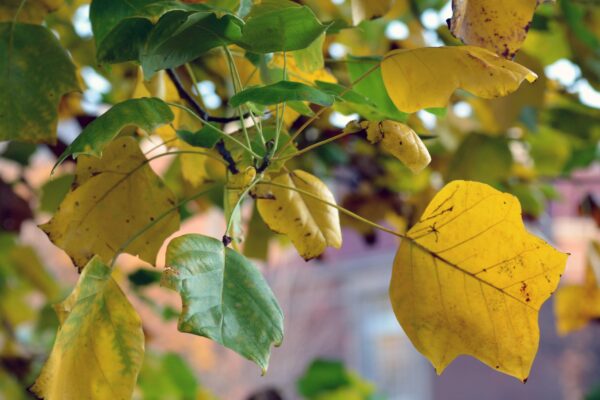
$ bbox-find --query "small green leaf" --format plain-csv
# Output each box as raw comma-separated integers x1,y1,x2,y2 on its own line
240,0,329,53
0,23,79,143
128,268,162,288
163,234,284,372
230,81,334,107
176,124,222,149
55,97,174,169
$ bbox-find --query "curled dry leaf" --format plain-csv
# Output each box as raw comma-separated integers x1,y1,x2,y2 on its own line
362,120,431,173
41,137,180,268
449,0,540,59
390,180,568,381
381,46,538,113
31,256,144,400
257,170,342,260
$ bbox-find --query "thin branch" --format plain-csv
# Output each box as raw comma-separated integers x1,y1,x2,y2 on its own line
258,180,408,240
275,63,381,158
166,68,249,124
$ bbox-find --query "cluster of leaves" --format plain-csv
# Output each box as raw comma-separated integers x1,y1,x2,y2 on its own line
1,0,599,397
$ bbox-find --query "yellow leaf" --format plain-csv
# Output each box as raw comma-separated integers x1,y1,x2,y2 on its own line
554,242,600,335
257,170,342,260
31,256,144,400
449,0,539,58
351,0,395,25
363,120,431,173
40,137,180,268
389,180,568,381
381,46,538,113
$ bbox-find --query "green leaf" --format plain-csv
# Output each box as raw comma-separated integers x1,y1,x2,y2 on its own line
140,11,243,77
39,174,75,213
314,81,372,105
240,0,329,53
0,23,79,143
128,268,162,288
163,234,284,372
447,133,513,185
55,97,174,169
90,0,206,51
137,352,199,400
176,124,222,148
297,359,351,398
31,256,144,400
91,1,242,76
346,57,407,122
230,81,334,107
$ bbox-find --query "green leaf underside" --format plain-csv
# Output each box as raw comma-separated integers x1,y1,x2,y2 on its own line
55,97,174,169
163,234,284,372
0,23,79,143
240,1,329,53
31,256,144,399
230,81,334,107
176,124,222,148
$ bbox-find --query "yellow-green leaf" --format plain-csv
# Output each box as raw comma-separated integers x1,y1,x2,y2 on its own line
554,242,600,335
389,180,568,381
0,0,62,23
381,46,537,113
351,0,394,25
40,137,179,268
257,170,342,260
31,256,144,400
449,0,539,58
0,23,79,143
363,120,431,173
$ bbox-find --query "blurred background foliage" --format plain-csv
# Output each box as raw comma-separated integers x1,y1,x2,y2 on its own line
0,0,599,398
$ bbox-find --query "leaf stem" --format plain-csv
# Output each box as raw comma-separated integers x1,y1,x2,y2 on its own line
274,129,358,161
110,185,218,268
259,180,408,240
275,63,381,158
166,101,261,158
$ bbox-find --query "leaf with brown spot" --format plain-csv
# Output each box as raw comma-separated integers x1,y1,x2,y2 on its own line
40,137,180,268
449,0,540,59
257,170,342,260
381,46,537,113
390,180,567,381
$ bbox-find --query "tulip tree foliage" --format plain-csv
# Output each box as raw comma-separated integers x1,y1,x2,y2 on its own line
5,0,594,397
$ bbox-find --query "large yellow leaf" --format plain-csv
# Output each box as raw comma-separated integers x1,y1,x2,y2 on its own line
40,137,179,268
362,120,431,173
351,0,395,25
449,0,539,59
381,46,538,113
31,256,144,400
554,242,600,335
257,170,342,260
389,180,567,381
